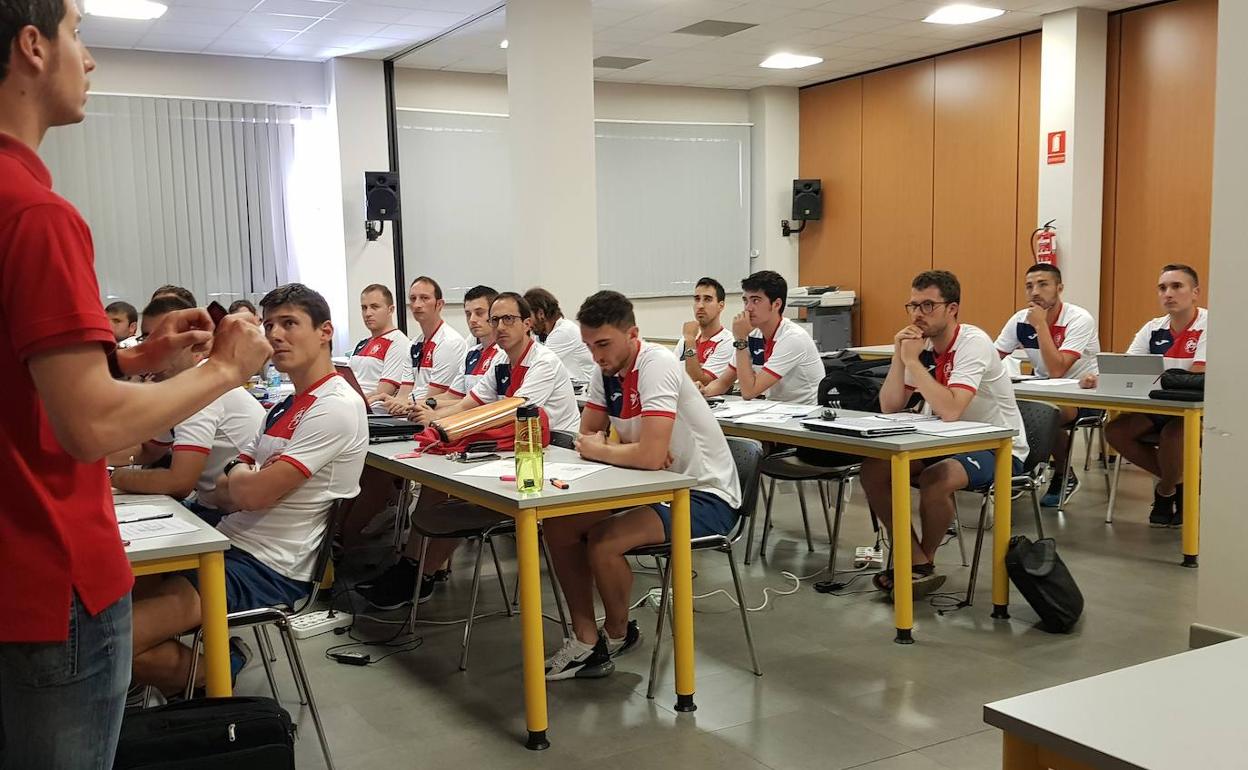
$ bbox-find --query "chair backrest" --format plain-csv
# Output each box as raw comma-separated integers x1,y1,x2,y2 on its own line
726,437,766,539
291,496,351,616
550,429,577,450
1017,400,1063,476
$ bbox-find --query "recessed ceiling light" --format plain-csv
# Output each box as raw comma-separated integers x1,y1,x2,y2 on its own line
85,0,167,20
923,4,1005,25
499,39,508,49
760,53,822,70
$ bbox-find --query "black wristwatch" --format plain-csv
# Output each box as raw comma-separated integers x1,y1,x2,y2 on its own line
425,397,438,410
680,348,696,360
222,459,250,478
732,339,749,350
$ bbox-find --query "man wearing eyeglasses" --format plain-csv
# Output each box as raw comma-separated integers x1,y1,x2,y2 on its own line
858,270,1028,600
358,292,579,610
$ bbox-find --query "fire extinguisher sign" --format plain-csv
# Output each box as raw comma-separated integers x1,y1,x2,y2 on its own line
1047,131,1067,164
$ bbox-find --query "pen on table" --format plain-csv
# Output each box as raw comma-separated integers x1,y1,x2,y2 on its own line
118,513,174,524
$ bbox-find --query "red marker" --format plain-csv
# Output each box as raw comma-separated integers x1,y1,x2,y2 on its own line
551,479,569,490
499,475,516,482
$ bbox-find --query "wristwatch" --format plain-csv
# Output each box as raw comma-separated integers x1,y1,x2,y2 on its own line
680,348,696,361
733,339,749,350
425,397,438,410
222,459,250,478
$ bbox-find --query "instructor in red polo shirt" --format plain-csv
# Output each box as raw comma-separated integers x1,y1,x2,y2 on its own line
0,2,272,767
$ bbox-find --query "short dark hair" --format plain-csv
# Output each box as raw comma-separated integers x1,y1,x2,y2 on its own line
410,276,442,301
740,270,788,312
361,283,394,305
576,290,635,330
912,270,961,304
228,299,257,315
1160,263,1200,286
695,277,726,303
151,285,198,307
523,287,562,319
492,291,532,320
142,295,194,319
1025,263,1063,283
464,285,498,306
0,0,63,82
105,301,138,324
260,283,332,327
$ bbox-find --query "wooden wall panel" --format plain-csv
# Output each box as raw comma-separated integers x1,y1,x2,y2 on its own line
1109,0,1217,350
860,61,935,344
798,78,863,341
933,39,1021,336
1016,33,1041,312
1100,14,1122,348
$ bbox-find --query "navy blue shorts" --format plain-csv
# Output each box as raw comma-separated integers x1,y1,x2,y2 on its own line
649,489,738,540
182,547,312,613
924,451,1025,490
1074,407,1104,422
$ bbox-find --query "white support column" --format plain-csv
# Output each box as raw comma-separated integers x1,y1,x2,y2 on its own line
1037,8,1107,315
1193,0,1248,643
506,0,598,306
748,86,800,286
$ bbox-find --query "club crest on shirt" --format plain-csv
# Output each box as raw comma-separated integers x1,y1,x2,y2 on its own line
941,360,954,381
628,391,640,409
1184,337,1198,354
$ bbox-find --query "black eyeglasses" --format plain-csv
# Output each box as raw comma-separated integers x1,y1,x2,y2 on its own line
903,300,951,315
488,314,523,327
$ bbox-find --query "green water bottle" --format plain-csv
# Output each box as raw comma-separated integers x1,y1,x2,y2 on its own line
514,403,544,493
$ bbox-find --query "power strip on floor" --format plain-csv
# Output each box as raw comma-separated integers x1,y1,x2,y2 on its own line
853,546,884,569
290,610,353,640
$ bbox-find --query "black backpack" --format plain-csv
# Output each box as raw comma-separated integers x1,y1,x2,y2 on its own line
1149,368,1205,402
1005,536,1084,633
817,353,890,412
113,697,295,769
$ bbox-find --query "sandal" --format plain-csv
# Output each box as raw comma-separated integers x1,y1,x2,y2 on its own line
872,568,894,593
880,563,948,602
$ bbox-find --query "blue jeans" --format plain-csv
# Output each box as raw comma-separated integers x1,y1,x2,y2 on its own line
0,593,132,770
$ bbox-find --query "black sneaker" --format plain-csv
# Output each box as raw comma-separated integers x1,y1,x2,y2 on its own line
416,574,437,604
357,558,418,610
606,620,642,658
229,636,253,683
544,635,614,681
1169,484,1184,529
1149,489,1176,527
1041,472,1079,508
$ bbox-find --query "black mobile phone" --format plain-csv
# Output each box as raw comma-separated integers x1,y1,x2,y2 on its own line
207,300,228,326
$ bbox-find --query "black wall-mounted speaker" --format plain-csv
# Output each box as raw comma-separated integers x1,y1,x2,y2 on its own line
792,178,822,221
365,171,400,221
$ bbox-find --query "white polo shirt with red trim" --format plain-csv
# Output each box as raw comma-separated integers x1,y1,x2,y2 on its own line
170,386,265,504
469,339,580,433
994,302,1100,380
449,341,501,398
674,325,734,380
218,372,367,582
540,316,596,383
727,318,824,404
349,328,410,394
404,321,468,401
905,323,1029,462
584,342,741,508
1126,307,1208,371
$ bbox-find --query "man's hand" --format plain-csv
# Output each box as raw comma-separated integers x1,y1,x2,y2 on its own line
893,324,923,347
205,314,273,385
681,320,700,343
121,308,214,375
386,396,413,416
574,431,607,461
731,311,751,341
897,336,925,366
409,402,435,425
1079,373,1098,389
1026,303,1048,331
366,392,389,404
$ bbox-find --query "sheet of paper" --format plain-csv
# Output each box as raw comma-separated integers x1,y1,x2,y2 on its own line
452,459,609,481
1015,378,1080,388
710,401,774,418
913,421,999,436
115,504,178,522
734,412,796,425
120,516,201,541
451,459,515,477
766,403,820,416
113,492,173,506
874,413,940,423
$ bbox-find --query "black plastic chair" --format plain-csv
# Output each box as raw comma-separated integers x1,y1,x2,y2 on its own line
1055,410,1109,512
628,437,765,699
747,449,861,567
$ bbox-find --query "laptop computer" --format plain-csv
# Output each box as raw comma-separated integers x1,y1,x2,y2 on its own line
800,417,916,438
1096,353,1164,396
334,362,423,440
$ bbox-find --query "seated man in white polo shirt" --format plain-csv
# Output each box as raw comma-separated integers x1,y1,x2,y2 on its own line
349,283,410,411
358,292,581,610
859,270,1028,600
109,296,265,527
674,276,734,386
542,291,742,681
382,276,467,415
438,284,501,405
700,270,824,404
994,263,1100,506
1086,263,1208,528
525,286,596,384
128,284,367,695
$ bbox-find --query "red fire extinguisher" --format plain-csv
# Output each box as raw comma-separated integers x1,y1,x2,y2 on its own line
1031,219,1058,266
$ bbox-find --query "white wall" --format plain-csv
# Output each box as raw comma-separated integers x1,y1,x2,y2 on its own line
390,68,796,340
1193,0,1248,643
88,48,327,105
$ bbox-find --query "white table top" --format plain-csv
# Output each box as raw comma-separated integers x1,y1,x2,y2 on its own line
119,496,230,564
984,637,1248,770
846,344,1029,360
1013,380,1203,410
367,444,696,510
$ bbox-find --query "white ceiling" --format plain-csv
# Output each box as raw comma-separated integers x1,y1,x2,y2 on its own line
82,0,1145,88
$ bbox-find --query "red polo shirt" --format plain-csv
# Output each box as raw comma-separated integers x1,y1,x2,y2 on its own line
0,132,133,642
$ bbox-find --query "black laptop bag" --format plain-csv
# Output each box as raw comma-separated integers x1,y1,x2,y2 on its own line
113,697,295,770
1005,536,1084,633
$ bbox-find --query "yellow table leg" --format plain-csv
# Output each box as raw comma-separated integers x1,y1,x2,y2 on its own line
1002,732,1041,770
992,438,1014,618
890,453,914,644
515,509,550,749
1181,408,1202,567
669,488,697,710
198,551,232,697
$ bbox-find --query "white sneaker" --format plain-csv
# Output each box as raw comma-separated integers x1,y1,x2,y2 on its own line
544,636,614,681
